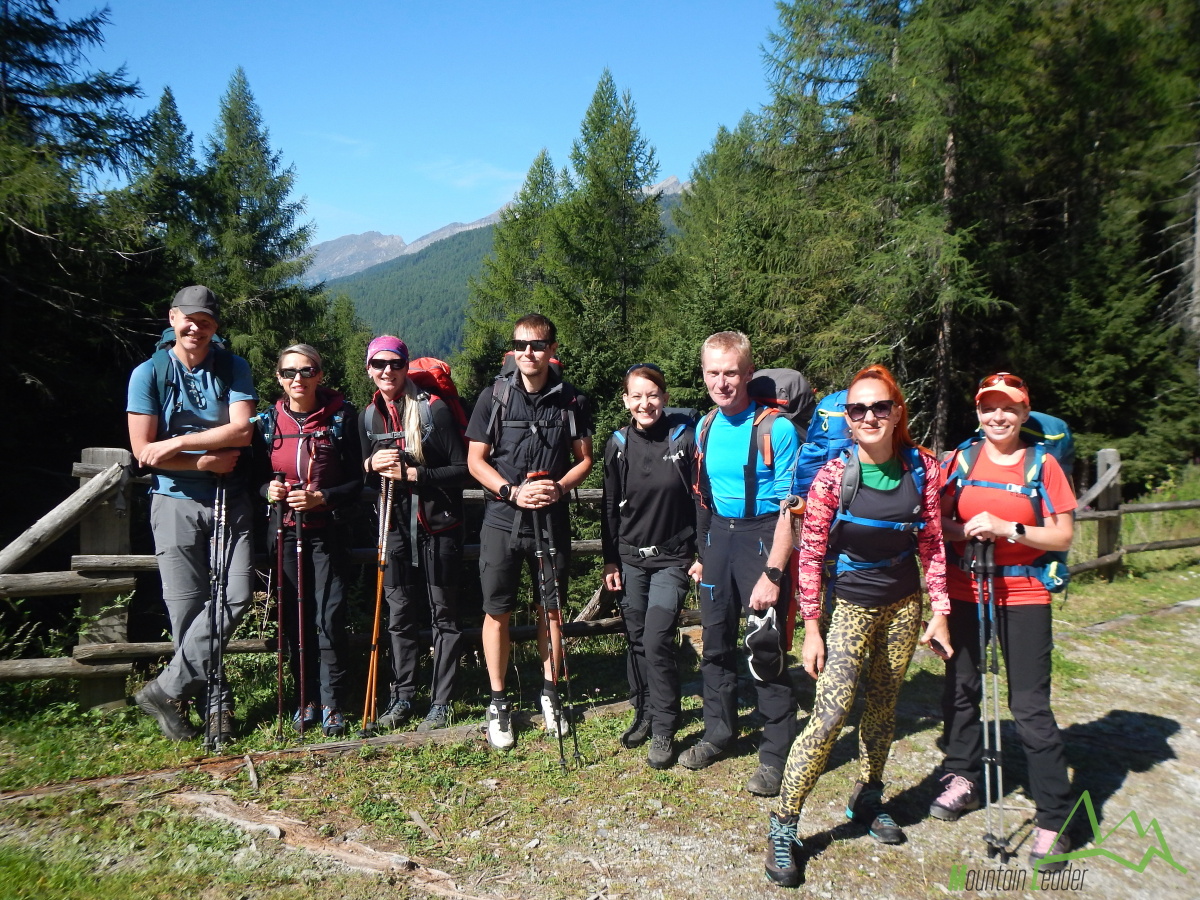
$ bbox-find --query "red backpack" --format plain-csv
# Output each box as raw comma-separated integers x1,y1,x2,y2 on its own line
363,356,469,444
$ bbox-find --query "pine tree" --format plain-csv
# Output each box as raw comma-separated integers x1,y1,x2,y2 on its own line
197,67,325,396
457,149,560,395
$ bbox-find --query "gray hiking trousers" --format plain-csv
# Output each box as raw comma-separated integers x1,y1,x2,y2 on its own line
150,491,254,711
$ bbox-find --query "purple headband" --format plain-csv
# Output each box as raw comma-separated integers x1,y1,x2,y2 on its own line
366,335,408,365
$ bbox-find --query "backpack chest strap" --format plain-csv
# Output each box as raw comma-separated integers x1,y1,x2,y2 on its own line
834,510,925,532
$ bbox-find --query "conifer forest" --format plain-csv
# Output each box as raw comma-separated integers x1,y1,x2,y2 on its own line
4,0,1200,543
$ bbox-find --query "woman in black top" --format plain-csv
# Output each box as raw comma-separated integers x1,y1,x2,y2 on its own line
602,364,697,769
257,343,363,737
359,335,469,732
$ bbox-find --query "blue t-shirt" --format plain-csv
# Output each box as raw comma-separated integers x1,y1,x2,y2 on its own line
127,347,257,500
704,405,800,518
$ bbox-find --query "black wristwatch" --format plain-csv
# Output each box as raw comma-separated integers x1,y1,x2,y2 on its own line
498,483,514,501
1008,522,1026,543
764,566,784,585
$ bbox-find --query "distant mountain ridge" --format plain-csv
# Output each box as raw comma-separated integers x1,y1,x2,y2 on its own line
307,176,687,284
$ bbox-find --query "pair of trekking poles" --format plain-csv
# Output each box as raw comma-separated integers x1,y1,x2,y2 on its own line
964,538,1013,862
204,477,231,754
528,471,583,770
269,473,314,740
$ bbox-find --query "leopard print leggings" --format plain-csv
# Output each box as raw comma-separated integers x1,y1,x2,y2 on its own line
778,592,922,815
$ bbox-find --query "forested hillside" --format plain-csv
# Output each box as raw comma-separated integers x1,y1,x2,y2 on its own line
462,2,1200,491
328,226,495,359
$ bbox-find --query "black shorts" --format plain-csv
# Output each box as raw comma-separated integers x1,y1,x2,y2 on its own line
478,519,571,616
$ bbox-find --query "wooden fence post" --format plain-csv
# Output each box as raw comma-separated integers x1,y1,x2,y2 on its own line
1095,448,1122,579
77,448,133,707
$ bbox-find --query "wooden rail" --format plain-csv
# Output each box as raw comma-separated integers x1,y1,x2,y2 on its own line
6,446,1200,697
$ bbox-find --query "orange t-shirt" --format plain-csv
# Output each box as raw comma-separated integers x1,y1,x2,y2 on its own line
944,448,1076,605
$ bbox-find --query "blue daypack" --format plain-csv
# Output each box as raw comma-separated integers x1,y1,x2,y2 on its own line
793,389,853,503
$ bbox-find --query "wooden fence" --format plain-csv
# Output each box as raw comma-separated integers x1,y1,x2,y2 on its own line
1,446,1198,707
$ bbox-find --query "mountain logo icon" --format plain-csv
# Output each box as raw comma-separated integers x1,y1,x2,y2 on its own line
1035,790,1188,876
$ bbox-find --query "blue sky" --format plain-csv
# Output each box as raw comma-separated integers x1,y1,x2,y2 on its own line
62,0,781,245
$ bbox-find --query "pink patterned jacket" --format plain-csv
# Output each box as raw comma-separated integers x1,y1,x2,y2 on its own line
796,450,950,621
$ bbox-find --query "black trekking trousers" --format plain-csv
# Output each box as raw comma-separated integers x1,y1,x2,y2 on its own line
698,513,798,770
620,562,688,739
941,597,1073,831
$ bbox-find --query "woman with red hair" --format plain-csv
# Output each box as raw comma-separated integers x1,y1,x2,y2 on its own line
765,364,952,887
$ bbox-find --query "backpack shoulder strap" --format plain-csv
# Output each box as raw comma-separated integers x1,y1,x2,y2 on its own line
694,409,719,508
838,449,861,514
485,374,513,445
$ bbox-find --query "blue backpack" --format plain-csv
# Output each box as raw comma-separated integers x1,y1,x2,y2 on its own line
944,411,1074,593
793,389,853,504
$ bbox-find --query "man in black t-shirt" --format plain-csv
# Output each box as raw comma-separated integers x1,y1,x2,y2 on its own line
465,314,594,751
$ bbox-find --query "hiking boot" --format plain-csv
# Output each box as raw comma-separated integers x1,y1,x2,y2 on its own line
134,681,197,741
416,704,452,732
540,692,570,737
647,733,674,770
678,740,725,770
621,712,650,748
375,697,414,730
765,811,803,887
321,707,345,738
203,709,236,746
292,701,319,733
1029,826,1071,873
846,780,904,844
929,772,981,821
747,764,783,797
486,701,515,751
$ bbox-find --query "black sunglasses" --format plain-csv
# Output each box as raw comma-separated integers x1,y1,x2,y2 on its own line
510,339,552,353
626,362,664,376
844,400,896,422
368,358,407,371
279,366,319,379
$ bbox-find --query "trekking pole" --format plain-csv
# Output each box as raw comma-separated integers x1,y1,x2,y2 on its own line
273,472,286,741
542,498,583,767
982,539,1011,861
295,505,308,737
530,500,567,770
205,476,229,754
360,476,393,737
971,539,1010,862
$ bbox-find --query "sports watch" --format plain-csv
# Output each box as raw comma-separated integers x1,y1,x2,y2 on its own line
1008,522,1026,543
764,566,784,585
498,483,514,501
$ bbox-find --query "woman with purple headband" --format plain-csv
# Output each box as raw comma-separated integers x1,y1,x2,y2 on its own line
359,335,469,732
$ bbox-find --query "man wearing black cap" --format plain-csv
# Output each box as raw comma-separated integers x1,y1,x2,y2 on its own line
126,286,258,742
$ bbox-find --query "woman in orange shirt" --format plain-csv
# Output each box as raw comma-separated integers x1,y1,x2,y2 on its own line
931,373,1076,872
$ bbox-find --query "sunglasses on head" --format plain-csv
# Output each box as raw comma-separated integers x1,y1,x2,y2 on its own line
279,366,319,379
511,339,552,353
844,400,896,422
368,358,407,371
626,362,663,376
978,372,1026,390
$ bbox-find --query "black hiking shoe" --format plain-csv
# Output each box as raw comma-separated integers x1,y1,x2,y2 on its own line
134,681,197,741
321,707,345,738
678,740,725,770
846,780,904,844
416,704,452,732
747,764,783,797
765,811,803,887
376,697,414,730
203,709,236,747
647,733,674,769
621,712,650,748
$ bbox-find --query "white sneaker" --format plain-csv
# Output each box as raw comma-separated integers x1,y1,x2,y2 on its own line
540,693,570,737
486,702,514,751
